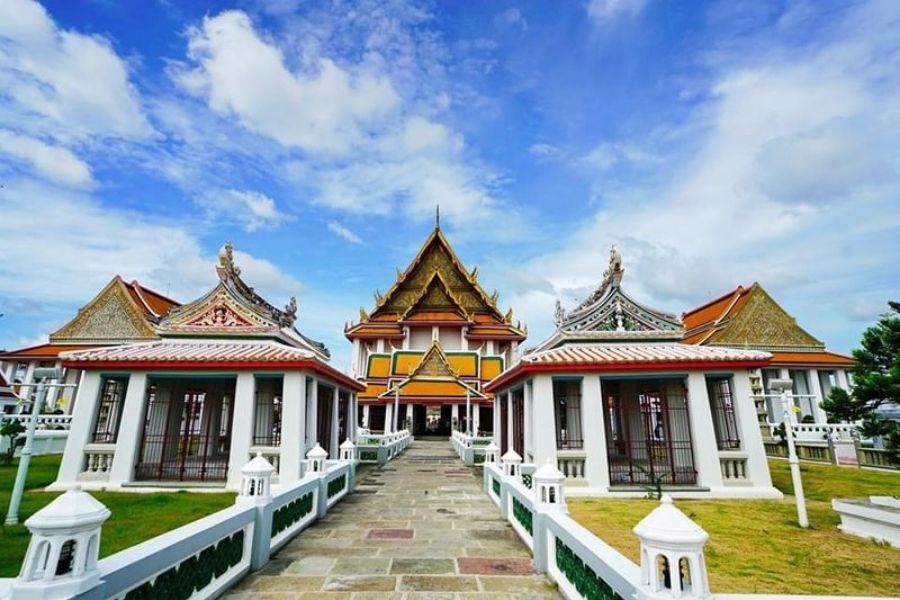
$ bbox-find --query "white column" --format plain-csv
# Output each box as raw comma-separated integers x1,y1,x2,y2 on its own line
466,389,471,434
227,372,256,489
55,372,104,486
685,372,725,489
807,369,828,423
451,404,459,431
460,327,468,350
836,369,850,391
0,361,13,383
732,370,772,487
280,371,306,484
385,403,394,434
348,393,356,440
581,375,610,489
307,377,318,447
473,404,480,435
109,372,149,487
523,382,533,461
779,367,798,424
531,376,557,467
362,404,370,428
493,396,500,442
331,386,340,458
393,388,400,432
19,361,36,404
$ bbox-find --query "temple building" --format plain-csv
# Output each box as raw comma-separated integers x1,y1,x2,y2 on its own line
485,247,781,498
51,243,363,492
345,219,526,436
682,284,855,429
0,277,180,414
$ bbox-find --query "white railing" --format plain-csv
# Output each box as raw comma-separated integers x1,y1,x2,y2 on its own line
450,430,493,466
791,422,857,441
249,446,281,478
80,443,116,481
557,449,587,484
718,451,749,484
357,429,411,464
0,413,73,430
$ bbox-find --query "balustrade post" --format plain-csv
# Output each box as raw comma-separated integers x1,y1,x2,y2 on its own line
531,460,567,574
237,453,275,571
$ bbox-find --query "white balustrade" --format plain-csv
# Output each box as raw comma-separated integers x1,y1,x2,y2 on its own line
718,451,749,484
556,450,587,483
1,413,73,430
80,444,116,481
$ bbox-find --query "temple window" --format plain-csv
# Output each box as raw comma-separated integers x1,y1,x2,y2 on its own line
253,377,283,446
553,379,583,449
706,376,741,450
92,377,128,443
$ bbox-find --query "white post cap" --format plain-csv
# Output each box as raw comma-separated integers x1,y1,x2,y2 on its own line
485,441,500,453
306,443,328,459
241,452,275,477
533,459,565,484
633,495,709,547
340,438,356,449
25,487,110,534
501,449,522,463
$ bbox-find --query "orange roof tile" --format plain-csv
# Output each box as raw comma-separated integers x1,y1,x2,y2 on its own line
0,343,107,360
682,285,749,331
403,311,468,322
126,280,179,317
769,351,855,367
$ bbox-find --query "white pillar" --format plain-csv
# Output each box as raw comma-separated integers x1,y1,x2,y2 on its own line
362,404,370,428
107,373,148,487
280,371,306,484
331,386,340,458
532,375,557,467
732,371,773,487
779,367,799,424
524,381,533,461
385,403,394,434
451,404,459,431
506,390,514,452
807,369,828,423
307,377,318,447
349,393,357,440
227,372,256,490
686,372,724,489
55,372,103,486
466,389,471,435
836,369,850,391
493,396,500,442
19,361,36,404
473,403,480,435
582,375,610,489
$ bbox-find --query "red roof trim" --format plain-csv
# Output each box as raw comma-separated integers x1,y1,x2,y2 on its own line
485,359,770,393
61,359,365,391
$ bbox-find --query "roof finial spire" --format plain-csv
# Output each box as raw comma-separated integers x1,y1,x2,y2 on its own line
435,204,440,229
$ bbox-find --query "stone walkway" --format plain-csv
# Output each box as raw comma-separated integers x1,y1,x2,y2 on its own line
227,439,561,599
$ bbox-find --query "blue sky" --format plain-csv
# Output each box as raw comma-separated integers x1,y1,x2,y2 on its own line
1,0,898,369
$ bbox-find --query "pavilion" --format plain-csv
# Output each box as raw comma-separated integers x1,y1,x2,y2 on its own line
50,243,364,492
345,216,525,436
485,247,781,498
681,283,855,430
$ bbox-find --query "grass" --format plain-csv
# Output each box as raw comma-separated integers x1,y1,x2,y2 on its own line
0,454,235,577
568,459,900,596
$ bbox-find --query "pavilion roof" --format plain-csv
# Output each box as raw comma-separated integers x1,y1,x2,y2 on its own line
680,282,827,352
60,341,364,390
0,371,18,400
485,344,770,392
345,222,525,340
378,341,486,401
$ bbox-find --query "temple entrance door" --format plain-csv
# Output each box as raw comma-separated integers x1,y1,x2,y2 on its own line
604,379,697,486
368,405,386,432
413,404,427,435
136,378,235,483
440,404,453,434
478,403,493,437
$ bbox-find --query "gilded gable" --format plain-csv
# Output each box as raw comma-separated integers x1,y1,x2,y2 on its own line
712,287,823,349
51,279,157,342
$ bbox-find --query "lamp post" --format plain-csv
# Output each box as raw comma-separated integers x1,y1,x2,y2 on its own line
5,367,76,525
770,377,808,528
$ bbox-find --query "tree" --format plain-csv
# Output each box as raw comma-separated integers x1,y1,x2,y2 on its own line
822,301,900,462
0,418,26,465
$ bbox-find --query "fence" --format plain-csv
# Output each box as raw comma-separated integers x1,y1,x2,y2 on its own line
4,448,358,600
450,430,493,466
356,429,411,465
765,439,899,471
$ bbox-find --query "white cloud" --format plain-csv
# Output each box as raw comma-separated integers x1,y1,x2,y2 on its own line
528,143,561,159
175,10,400,155
198,189,290,232
586,0,647,24
494,8,528,32
0,180,301,308
0,0,151,141
506,0,900,351
0,130,92,187
327,221,363,245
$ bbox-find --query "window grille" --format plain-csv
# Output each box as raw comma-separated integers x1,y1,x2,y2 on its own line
253,378,283,446
92,377,128,443
706,377,741,450
553,380,583,449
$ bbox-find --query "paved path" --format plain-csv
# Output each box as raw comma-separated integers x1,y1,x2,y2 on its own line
227,439,561,599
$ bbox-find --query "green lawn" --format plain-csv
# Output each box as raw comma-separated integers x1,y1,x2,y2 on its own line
568,459,900,596
0,455,235,577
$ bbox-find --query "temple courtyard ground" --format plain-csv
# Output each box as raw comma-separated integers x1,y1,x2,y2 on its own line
226,440,561,599
569,459,900,596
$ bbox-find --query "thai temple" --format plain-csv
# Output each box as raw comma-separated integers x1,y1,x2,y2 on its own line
485,247,782,498
45,242,363,491
0,233,859,498
681,284,854,431
345,217,526,436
